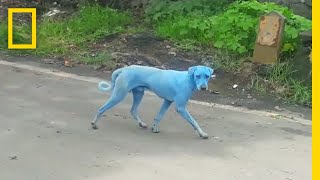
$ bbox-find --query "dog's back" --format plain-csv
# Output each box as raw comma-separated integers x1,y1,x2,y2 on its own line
116,65,189,100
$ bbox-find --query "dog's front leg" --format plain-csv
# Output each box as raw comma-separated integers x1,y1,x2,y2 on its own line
175,105,208,139
152,99,173,133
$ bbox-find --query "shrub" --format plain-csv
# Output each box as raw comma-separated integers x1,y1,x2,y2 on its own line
148,0,312,55
145,0,232,23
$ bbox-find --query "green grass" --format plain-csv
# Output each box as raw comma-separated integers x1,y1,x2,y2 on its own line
0,23,7,50
287,80,312,106
249,75,267,95
249,62,311,106
0,21,35,56
0,21,32,49
34,5,132,57
1,4,132,66
267,62,295,84
76,50,115,68
12,13,33,45
12,24,32,45
209,50,246,73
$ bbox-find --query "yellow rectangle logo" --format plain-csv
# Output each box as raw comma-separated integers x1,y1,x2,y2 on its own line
8,8,37,49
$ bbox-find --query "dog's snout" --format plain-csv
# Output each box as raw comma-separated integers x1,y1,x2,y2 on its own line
200,86,207,90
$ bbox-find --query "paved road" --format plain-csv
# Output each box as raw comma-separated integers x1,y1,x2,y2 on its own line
0,63,311,180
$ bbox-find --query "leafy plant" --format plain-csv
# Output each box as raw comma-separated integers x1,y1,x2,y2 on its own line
148,0,312,55
155,15,215,46
145,0,231,23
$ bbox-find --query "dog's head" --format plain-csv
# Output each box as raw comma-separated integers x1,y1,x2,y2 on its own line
188,65,214,91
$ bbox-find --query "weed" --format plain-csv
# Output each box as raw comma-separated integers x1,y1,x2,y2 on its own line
1,5,132,59
287,80,312,106
34,5,132,57
249,62,311,105
173,40,200,51
249,75,267,95
266,62,295,86
210,50,246,72
0,22,7,50
77,51,114,66
0,21,32,49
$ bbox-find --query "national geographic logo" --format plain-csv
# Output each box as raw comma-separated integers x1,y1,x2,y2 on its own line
7,8,37,49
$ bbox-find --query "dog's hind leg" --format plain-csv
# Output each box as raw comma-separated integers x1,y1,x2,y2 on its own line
130,88,148,128
151,99,173,133
91,87,128,129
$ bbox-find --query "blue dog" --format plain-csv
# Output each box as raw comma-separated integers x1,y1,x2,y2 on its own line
91,65,214,139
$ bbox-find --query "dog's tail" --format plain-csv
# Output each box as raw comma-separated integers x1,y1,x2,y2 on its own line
98,68,123,92
98,81,112,92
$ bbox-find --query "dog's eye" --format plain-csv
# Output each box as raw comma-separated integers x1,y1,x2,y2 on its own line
196,75,201,79
205,75,209,79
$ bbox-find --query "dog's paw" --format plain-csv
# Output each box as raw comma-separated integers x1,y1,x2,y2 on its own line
139,122,148,129
91,122,98,130
151,126,160,133
199,132,209,139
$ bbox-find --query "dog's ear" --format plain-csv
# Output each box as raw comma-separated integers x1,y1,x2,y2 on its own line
188,66,197,76
207,67,214,75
